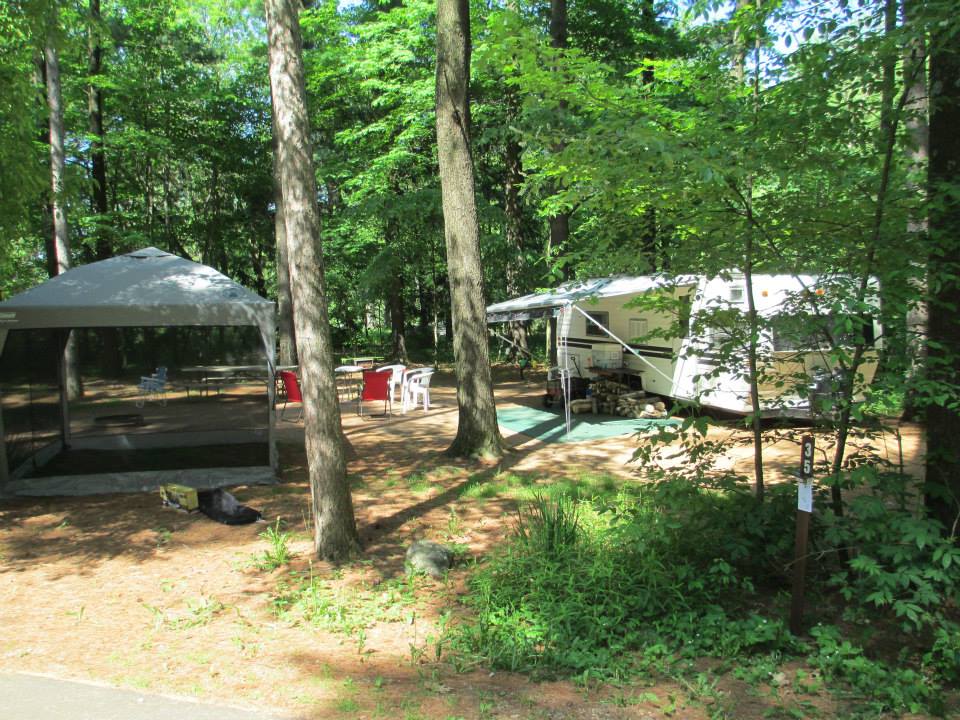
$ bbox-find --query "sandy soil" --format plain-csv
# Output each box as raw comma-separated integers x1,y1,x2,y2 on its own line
0,366,925,719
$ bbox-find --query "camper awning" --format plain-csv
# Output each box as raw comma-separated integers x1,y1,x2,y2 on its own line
0,247,274,335
486,275,691,323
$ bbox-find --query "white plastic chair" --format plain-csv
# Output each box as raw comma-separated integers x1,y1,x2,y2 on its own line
136,366,168,407
402,368,435,414
377,364,407,404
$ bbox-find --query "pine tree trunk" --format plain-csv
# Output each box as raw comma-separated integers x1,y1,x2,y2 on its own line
504,126,528,360
87,0,108,258
925,25,960,536
436,0,504,460
388,272,408,363
265,0,359,560
271,122,297,367
45,22,82,401
546,0,570,286
87,0,122,377
900,0,928,420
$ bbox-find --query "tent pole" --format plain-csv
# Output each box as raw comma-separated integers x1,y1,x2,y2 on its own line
57,329,72,448
0,328,8,491
560,304,572,435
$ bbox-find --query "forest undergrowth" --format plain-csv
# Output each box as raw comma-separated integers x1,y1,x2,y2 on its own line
450,472,960,718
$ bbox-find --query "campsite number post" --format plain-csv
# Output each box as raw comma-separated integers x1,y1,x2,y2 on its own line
790,435,815,635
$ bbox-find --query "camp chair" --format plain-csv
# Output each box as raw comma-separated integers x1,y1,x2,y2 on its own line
358,368,392,417
377,364,407,403
402,367,435,414
276,370,303,422
136,366,167,407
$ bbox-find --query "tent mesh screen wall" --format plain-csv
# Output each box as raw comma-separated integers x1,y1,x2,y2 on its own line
1,329,61,474
1,325,272,495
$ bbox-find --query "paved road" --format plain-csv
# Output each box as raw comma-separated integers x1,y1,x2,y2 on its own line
0,673,286,720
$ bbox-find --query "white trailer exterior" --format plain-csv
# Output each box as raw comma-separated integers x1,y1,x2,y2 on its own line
486,273,881,417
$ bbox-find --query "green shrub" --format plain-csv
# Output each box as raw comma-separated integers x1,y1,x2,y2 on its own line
822,469,960,634
452,485,793,678
515,493,580,557
451,471,958,716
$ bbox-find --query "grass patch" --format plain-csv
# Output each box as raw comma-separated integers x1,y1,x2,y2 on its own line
405,472,433,493
271,567,422,644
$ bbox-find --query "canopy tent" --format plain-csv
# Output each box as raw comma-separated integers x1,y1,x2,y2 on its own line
0,247,278,496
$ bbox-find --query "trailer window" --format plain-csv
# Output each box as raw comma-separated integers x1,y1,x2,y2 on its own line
584,311,610,337
771,313,876,351
628,318,648,340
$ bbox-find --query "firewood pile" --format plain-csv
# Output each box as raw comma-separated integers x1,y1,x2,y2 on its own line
585,380,670,419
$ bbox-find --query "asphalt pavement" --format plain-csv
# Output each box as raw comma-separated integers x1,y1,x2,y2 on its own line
0,672,287,720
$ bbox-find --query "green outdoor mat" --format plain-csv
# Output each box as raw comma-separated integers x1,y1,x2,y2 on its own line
497,405,679,444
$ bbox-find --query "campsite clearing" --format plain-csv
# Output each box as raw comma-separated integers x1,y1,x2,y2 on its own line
0,368,926,719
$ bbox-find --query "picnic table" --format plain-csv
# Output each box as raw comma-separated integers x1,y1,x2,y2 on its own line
335,364,364,403
341,356,383,368
182,365,297,397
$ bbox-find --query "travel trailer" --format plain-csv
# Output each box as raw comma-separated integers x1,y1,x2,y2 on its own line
486,274,881,417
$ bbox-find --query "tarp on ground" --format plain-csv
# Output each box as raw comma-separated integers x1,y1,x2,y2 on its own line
497,405,679,444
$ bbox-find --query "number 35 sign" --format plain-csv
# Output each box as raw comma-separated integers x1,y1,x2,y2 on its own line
798,435,814,513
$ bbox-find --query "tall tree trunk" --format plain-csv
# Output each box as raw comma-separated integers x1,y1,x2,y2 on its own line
265,0,359,560
386,245,408,363
545,0,569,362
900,0,928,420
741,0,764,501
388,276,408,363
87,0,108,258
504,115,528,360
271,117,297,367
87,0,122,377
436,0,504,460
827,0,899,524
45,21,82,401
925,21,960,536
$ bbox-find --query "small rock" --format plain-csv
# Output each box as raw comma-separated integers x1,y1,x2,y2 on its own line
405,540,454,579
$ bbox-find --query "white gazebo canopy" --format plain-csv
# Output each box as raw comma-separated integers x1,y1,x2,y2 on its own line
0,247,278,496
0,247,274,332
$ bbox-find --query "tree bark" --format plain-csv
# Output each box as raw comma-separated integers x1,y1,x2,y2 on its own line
504,114,528,360
544,0,569,360
436,0,504,459
925,24,960,536
271,119,297,367
387,259,408,363
87,0,122,377
547,0,569,261
88,0,108,258
45,20,82,401
900,0,928,420
265,0,359,559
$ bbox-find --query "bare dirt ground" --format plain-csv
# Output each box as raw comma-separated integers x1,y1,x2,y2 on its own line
0,366,925,719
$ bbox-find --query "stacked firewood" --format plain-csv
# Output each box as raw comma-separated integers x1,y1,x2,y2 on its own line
617,396,668,419
560,380,670,419
583,380,670,418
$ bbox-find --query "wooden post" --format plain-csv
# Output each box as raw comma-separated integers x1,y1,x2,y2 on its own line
790,435,815,635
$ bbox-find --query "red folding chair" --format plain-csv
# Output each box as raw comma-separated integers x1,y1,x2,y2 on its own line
276,370,303,422
358,368,392,417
